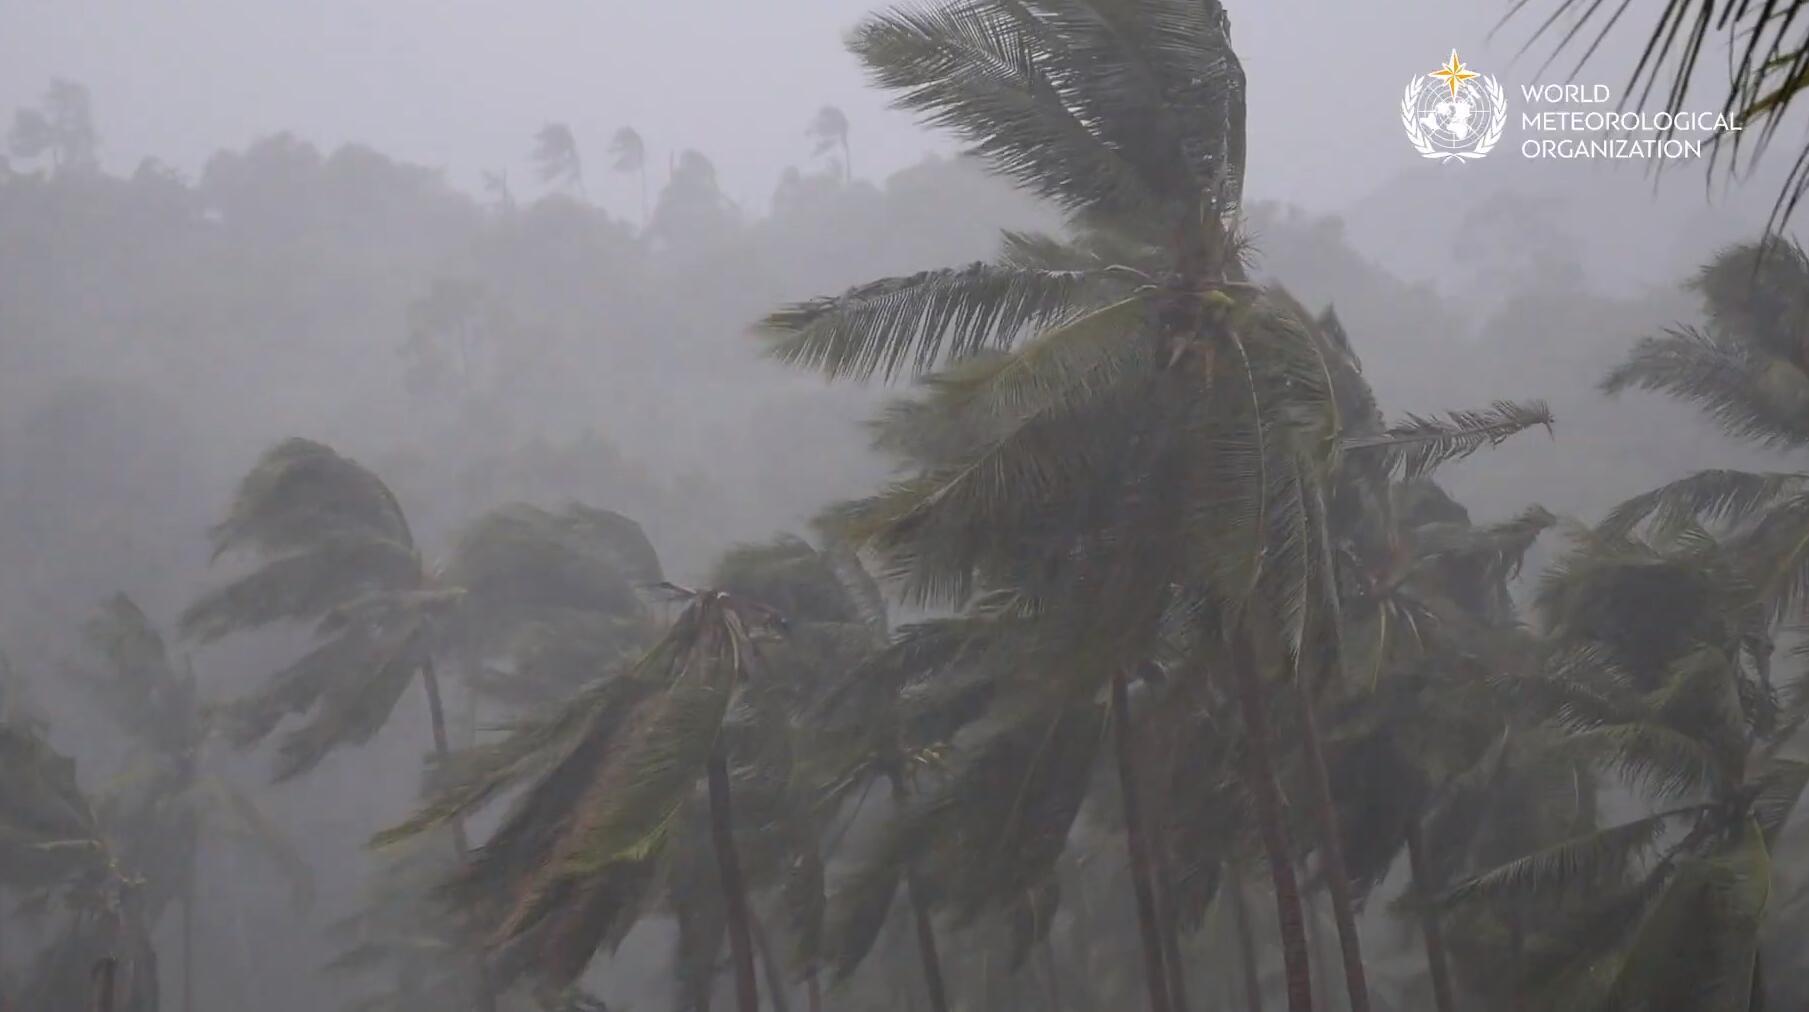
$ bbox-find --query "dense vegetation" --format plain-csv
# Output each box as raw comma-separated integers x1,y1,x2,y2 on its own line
3,1,1807,1011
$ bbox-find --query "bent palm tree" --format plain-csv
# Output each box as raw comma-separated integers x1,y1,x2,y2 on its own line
74,595,311,1012
1449,526,1805,1009
377,586,788,1012
184,439,657,1010
1,700,158,1012
761,6,1552,1010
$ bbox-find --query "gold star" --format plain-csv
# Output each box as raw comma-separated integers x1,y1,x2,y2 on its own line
1428,50,1480,98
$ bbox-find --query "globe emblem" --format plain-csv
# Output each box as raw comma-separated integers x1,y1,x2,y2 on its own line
1414,79,1485,150
1402,52,1505,163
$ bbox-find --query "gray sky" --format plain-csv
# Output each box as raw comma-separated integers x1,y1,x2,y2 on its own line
3,0,1630,214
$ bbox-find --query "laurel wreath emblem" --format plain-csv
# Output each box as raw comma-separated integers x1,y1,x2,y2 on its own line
1401,75,1505,162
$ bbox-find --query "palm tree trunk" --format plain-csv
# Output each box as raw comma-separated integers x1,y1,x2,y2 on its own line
418,659,499,1012
182,875,196,1012
1041,933,1065,1012
905,872,949,1012
751,912,793,1012
887,770,951,1012
1507,911,1527,1012
1403,819,1455,1012
90,957,116,1012
708,751,761,1012
1112,670,1175,1012
1228,630,1314,1012
1292,676,1370,1012
1304,889,1332,1011
1153,836,1191,1012
1229,878,1265,1012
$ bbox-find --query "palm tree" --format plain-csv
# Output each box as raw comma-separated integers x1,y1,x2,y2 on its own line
1598,239,1809,615
0,698,158,1011
608,126,648,226
73,594,311,1012
533,123,585,196
377,585,790,1012
1447,525,1806,1009
760,5,1552,1009
183,439,657,1010
805,106,851,184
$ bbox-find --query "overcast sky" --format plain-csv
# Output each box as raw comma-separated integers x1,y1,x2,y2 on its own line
3,0,1674,214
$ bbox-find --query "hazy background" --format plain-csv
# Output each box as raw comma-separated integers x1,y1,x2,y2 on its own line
0,1,1802,1009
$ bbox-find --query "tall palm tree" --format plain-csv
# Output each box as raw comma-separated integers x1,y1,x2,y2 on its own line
759,5,1552,1009
1599,238,1809,617
805,106,851,184
184,439,656,1010
1448,525,1807,1009
377,585,790,1012
608,126,648,226
0,698,158,1011
74,594,311,1012
533,123,585,196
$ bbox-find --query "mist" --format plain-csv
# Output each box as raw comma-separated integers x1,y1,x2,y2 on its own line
2,2,1806,1011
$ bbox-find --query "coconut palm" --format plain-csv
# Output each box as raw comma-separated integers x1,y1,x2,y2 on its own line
376,584,792,1012
1598,238,1809,626
183,439,659,1010
760,6,1553,1009
608,126,648,225
533,123,584,196
0,699,158,1012
805,106,851,183
1447,525,1807,1009
72,594,311,1012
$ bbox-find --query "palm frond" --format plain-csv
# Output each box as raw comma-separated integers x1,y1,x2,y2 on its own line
1600,469,1809,539
1444,806,1701,906
848,1,1163,217
759,260,1104,380
1603,325,1809,449
205,438,414,559
1343,400,1554,480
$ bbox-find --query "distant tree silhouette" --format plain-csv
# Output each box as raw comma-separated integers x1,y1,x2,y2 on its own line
806,106,851,183
532,123,584,196
609,126,648,225
8,79,98,174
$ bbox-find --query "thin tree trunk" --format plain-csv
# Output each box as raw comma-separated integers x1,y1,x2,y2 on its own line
90,957,116,1012
1229,878,1265,1012
1228,631,1314,1012
1292,675,1370,1012
1507,911,1527,1012
904,873,949,1012
708,751,761,1012
805,969,822,1012
1153,836,1190,1012
1041,933,1065,1012
751,913,793,1012
1111,670,1175,1012
886,770,951,1012
419,659,499,1012
1403,819,1455,1012
1304,888,1332,1012
182,877,196,1012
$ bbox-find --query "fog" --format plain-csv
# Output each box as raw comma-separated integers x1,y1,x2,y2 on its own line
2,2,1806,1011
